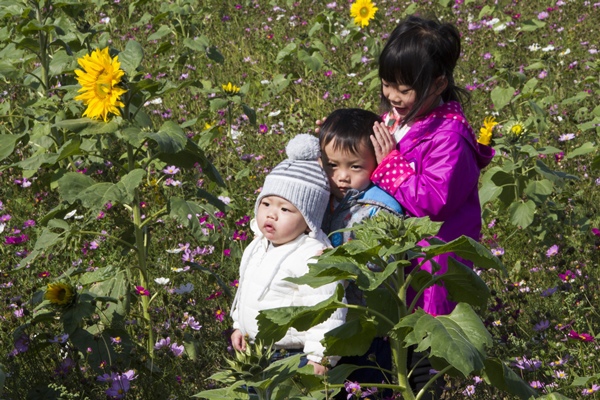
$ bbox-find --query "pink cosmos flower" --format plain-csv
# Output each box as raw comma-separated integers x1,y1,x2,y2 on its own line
546,245,559,257
567,330,595,342
214,309,226,322
135,286,150,296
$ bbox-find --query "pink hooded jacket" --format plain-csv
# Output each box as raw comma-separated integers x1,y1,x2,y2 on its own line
371,101,495,316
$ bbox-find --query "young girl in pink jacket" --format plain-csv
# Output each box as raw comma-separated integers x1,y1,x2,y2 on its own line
370,15,495,398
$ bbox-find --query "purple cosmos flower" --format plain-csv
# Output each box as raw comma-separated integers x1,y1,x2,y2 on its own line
162,165,180,175
582,384,600,396
533,320,550,332
546,245,559,257
155,337,171,350
344,381,361,399
170,342,185,357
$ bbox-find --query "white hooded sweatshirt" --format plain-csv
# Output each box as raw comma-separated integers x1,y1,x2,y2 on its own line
231,220,346,365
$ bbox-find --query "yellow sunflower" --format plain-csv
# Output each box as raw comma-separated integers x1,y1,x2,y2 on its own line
506,121,525,137
477,116,497,146
74,47,127,122
222,82,240,95
350,0,378,28
45,282,76,306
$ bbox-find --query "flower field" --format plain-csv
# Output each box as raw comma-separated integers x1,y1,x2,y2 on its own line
0,0,599,399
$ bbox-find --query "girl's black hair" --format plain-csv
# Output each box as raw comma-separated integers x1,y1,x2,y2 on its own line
378,15,469,124
318,108,382,157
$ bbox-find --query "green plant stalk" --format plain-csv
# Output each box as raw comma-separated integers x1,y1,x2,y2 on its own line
35,1,50,94
128,143,154,356
392,257,415,400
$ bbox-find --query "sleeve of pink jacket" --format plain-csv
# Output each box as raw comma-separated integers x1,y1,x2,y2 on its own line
371,130,480,222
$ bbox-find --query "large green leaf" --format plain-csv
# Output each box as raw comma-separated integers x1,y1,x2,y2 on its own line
508,200,536,228
535,159,578,183
147,25,172,41
421,235,506,273
193,385,249,399
482,358,538,400
437,257,490,309
57,172,95,203
256,285,345,344
118,40,144,77
61,293,97,334
323,316,378,357
0,133,27,162
53,117,120,135
76,169,145,209
395,305,492,377
524,179,554,204
88,268,129,327
144,120,187,153
567,142,596,158
298,49,324,72
490,86,514,110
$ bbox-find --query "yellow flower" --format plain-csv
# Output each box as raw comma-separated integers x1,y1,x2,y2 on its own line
222,82,240,95
74,47,127,122
350,0,378,28
45,282,76,306
477,116,497,146
506,121,525,137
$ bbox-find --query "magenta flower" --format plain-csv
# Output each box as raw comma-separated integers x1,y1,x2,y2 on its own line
592,228,600,237
232,230,248,241
568,330,595,342
223,249,231,257
259,124,268,134
558,269,575,282
5,234,29,245
214,309,226,322
135,286,150,296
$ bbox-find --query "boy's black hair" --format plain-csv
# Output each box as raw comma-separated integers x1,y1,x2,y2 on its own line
318,108,382,157
378,15,470,124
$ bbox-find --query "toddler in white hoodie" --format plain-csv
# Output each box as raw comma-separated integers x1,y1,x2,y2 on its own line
230,134,346,375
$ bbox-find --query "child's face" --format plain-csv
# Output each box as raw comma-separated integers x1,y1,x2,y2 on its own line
320,141,377,201
256,196,308,246
381,79,444,120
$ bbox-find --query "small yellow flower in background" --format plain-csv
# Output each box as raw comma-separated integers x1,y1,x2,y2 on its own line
75,47,127,122
222,82,240,95
350,0,378,28
477,116,497,146
506,121,525,137
45,282,76,306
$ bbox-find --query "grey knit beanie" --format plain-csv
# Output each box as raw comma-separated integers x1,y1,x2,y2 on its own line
255,134,330,237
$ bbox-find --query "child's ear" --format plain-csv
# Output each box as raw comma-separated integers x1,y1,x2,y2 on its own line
434,76,448,96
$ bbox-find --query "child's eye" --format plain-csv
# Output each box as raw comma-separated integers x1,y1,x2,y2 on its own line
261,201,270,207
351,165,363,170
281,208,289,212
327,163,337,168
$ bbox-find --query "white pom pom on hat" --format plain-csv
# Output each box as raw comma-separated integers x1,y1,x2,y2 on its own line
285,133,321,161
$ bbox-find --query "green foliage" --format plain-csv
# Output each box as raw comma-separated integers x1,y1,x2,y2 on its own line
0,0,598,398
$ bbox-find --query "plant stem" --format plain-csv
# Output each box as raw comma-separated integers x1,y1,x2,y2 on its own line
128,143,154,356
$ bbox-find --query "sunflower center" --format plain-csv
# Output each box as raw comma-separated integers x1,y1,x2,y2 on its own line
94,69,114,99
57,288,66,302
360,7,369,17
